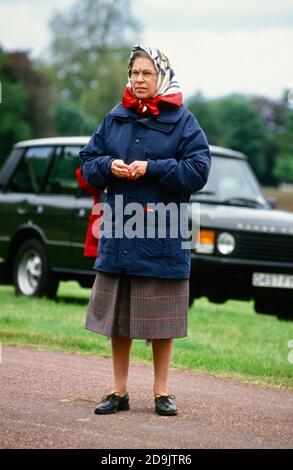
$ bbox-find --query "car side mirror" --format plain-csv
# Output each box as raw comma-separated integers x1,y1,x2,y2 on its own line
266,196,277,209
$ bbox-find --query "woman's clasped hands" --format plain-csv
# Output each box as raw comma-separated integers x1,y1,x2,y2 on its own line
111,159,148,181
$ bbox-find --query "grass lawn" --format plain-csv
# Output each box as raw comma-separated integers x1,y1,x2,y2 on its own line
0,281,292,390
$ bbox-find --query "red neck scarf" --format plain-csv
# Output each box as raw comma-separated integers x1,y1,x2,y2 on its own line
122,86,182,116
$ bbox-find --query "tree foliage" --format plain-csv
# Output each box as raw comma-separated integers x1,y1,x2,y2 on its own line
272,107,293,182
273,154,293,183
0,49,31,164
187,93,293,184
53,101,97,136
1,0,292,186
0,47,55,165
48,0,140,125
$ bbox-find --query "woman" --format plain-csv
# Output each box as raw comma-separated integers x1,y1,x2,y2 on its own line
80,45,211,416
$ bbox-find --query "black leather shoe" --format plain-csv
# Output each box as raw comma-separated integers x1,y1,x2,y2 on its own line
94,392,130,414
155,394,177,416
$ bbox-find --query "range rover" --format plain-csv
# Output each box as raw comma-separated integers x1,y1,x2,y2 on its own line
0,138,292,318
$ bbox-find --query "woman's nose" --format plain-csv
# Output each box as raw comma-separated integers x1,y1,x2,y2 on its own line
137,72,145,81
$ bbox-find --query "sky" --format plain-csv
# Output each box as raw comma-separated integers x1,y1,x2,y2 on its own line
0,0,292,101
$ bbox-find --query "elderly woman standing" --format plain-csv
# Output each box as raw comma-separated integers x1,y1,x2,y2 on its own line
80,45,211,416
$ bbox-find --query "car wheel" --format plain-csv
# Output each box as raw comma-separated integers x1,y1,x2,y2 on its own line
254,295,292,319
254,297,271,315
13,239,50,297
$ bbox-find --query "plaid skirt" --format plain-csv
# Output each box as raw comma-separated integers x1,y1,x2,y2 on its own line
85,271,189,339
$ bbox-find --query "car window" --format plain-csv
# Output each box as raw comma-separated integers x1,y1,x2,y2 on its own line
7,146,54,193
44,146,84,195
197,156,266,203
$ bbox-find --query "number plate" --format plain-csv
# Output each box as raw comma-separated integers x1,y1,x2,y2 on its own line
252,272,293,289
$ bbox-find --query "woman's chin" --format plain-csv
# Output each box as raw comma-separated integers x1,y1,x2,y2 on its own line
134,91,151,100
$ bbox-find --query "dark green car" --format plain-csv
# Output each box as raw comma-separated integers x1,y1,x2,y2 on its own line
1,137,293,319
0,137,95,297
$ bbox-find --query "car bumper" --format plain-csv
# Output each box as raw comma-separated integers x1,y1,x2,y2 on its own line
190,253,293,302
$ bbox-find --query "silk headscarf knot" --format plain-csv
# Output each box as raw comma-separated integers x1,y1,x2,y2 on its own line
122,45,183,116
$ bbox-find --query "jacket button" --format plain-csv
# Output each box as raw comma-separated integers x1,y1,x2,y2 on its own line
135,138,140,143
123,250,128,255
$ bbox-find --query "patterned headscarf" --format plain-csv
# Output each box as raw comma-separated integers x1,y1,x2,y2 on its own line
122,45,183,116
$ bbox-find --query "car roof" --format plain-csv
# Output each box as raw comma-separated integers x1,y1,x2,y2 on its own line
209,145,246,159
14,137,90,148
14,138,246,160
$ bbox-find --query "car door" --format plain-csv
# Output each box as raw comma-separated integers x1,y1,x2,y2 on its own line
41,144,98,272
67,147,98,272
0,146,53,262
31,145,85,271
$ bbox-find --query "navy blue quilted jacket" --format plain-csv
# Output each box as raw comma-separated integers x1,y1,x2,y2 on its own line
80,103,211,279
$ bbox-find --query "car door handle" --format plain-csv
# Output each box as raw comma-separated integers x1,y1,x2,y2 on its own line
76,208,86,217
36,205,44,214
17,206,27,215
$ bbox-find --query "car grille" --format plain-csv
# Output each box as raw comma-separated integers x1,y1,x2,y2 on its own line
229,231,293,263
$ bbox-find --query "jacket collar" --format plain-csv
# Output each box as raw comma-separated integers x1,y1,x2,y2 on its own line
110,103,186,123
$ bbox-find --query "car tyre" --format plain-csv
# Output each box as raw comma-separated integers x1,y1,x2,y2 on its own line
255,295,292,319
13,239,51,298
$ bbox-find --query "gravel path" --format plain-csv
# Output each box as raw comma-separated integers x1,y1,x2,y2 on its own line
1,345,292,449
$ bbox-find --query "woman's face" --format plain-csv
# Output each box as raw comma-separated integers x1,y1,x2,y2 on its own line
130,57,158,100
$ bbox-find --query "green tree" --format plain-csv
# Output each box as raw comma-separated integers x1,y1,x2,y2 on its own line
0,47,55,166
279,106,293,157
48,0,140,128
272,105,293,183
216,95,267,179
252,95,287,186
187,92,221,144
5,51,54,139
273,153,293,183
188,93,267,181
53,101,97,136
0,49,31,165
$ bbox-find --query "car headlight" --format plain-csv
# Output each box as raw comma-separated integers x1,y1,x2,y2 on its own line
217,232,236,255
195,230,216,254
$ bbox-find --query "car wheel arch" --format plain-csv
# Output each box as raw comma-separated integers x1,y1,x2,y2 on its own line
8,227,46,266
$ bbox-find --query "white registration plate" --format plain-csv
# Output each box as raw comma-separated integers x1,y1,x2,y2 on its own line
252,272,293,289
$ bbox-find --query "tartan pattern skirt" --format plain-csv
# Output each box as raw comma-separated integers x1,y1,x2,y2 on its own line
85,271,189,339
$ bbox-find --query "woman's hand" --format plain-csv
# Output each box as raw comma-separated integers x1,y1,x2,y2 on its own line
111,159,148,180
128,161,148,180
111,159,130,179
